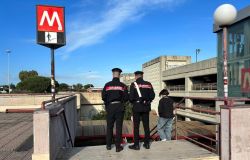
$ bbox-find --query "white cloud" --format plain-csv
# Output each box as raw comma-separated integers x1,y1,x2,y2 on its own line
61,0,186,58
56,71,103,81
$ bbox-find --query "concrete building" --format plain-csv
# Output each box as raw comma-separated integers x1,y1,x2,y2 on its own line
162,58,217,123
214,5,250,98
142,56,191,111
120,73,135,87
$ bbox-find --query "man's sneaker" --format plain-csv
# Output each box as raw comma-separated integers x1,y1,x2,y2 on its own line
161,139,167,141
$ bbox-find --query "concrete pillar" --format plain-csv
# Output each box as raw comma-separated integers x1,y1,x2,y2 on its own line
185,77,192,92
32,111,50,160
185,77,193,121
221,105,250,160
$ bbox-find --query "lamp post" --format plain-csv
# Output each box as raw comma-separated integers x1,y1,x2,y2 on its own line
214,4,237,106
5,49,11,94
195,49,201,63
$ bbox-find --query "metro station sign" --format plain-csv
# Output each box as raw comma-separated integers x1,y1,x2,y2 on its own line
241,68,250,93
36,5,66,49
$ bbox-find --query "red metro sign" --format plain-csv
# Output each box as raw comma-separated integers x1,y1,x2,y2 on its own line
37,5,64,32
36,5,65,48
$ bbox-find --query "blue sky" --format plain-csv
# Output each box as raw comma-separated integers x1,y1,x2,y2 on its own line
0,0,249,87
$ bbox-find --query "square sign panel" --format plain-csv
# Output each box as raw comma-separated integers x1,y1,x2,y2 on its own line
36,5,66,49
45,32,57,43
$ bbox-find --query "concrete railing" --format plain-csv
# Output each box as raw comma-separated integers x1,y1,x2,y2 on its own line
0,94,70,106
32,95,77,160
162,57,217,78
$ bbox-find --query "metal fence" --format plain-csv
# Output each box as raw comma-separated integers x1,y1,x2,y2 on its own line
168,85,185,91
150,96,250,156
192,83,217,90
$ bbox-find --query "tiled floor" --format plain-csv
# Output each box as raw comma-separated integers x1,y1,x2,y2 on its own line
0,113,33,160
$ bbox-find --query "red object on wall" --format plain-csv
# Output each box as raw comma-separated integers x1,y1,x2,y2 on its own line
241,68,250,93
37,5,64,32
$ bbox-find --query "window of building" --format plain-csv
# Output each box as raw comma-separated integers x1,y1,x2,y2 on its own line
228,22,245,59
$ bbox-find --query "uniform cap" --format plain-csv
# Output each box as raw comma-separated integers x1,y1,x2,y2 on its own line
112,68,122,73
134,71,144,75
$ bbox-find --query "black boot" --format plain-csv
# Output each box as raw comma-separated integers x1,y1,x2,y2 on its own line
106,145,111,150
116,145,123,152
129,144,140,150
143,143,150,149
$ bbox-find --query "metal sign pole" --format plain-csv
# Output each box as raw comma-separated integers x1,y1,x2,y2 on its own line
51,48,56,101
36,5,65,102
223,26,228,106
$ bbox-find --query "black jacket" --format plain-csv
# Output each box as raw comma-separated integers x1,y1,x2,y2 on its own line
129,77,155,112
158,96,174,118
102,78,129,106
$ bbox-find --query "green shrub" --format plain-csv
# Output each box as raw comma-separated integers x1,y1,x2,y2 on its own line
91,102,133,120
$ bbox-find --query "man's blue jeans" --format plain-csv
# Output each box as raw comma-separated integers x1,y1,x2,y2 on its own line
157,117,173,140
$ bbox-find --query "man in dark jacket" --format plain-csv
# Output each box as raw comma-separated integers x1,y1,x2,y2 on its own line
129,71,155,150
157,89,174,141
102,68,129,152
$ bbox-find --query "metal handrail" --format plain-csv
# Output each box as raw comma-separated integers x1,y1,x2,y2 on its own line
41,94,75,110
150,97,219,154
168,85,185,91
179,134,217,153
176,106,220,115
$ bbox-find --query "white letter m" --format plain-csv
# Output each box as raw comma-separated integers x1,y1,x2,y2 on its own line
39,11,62,31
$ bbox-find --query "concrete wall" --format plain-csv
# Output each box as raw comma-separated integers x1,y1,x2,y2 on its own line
162,58,218,123
143,61,161,111
79,92,104,120
221,105,250,160
162,58,217,81
0,94,70,112
143,56,191,111
121,73,135,87
0,94,57,106
32,96,77,160
0,92,103,120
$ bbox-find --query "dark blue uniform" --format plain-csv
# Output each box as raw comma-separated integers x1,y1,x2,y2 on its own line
129,77,155,148
102,77,128,149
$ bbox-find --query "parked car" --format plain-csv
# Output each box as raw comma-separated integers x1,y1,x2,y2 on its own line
0,87,7,93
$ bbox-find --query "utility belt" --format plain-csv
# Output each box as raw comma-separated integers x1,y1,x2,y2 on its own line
135,100,151,105
110,101,122,104
105,101,122,106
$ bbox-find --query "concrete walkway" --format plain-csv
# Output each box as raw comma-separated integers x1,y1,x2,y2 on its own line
0,113,33,160
56,140,219,160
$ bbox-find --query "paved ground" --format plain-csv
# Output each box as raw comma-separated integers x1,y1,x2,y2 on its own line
0,113,33,160
56,140,219,160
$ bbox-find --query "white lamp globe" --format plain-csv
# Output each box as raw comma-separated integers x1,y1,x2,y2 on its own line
214,4,237,26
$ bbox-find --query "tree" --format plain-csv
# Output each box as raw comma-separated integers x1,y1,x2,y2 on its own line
10,83,16,90
59,83,69,91
19,70,38,81
73,83,83,91
16,76,58,93
83,84,94,89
